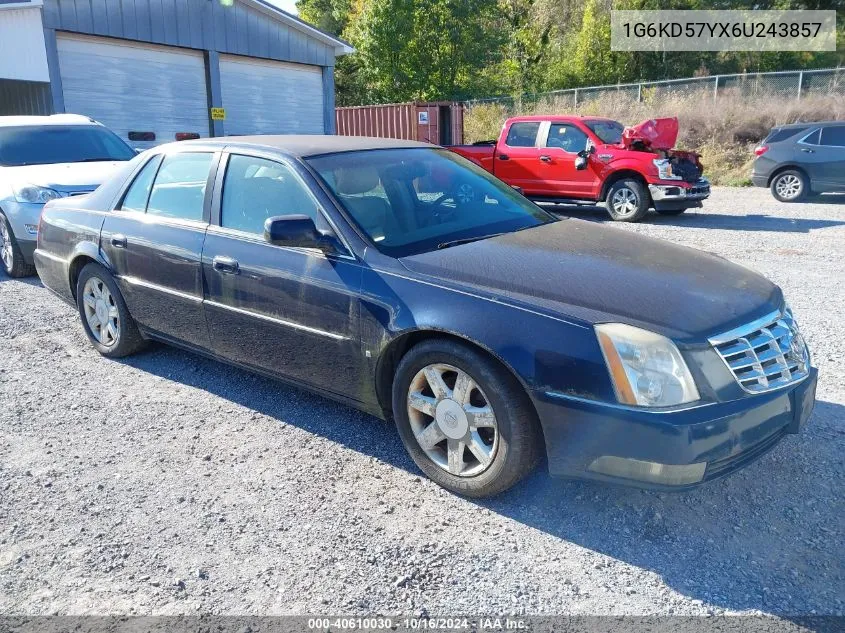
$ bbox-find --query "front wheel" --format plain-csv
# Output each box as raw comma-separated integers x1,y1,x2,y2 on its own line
392,339,543,497
76,262,146,358
771,170,808,203
606,179,649,222
0,213,36,278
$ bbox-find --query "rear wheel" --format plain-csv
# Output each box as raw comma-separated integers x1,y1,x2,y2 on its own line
0,213,36,278
76,262,146,358
606,179,649,222
770,170,807,203
392,339,543,497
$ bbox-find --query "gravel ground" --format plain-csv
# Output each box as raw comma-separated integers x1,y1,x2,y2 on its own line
0,186,843,617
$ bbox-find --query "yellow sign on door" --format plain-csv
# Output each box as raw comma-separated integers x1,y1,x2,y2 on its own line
210,107,226,121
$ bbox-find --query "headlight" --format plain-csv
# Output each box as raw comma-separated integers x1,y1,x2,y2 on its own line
596,323,700,407
652,158,682,181
13,184,62,204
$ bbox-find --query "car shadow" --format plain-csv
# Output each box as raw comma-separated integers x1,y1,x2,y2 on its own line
121,344,842,617
543,205,845,232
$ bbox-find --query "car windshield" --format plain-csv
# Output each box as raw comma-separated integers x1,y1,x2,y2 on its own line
585,119,624,144
307,148,556,257
0,125,136,167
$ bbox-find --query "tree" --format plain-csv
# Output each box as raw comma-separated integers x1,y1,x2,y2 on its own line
347,0,504,102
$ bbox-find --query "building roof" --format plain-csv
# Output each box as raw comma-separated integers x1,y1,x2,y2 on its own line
248,0,354,55
177,135,434,157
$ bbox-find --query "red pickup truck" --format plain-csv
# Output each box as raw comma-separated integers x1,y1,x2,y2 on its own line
449,115,710,222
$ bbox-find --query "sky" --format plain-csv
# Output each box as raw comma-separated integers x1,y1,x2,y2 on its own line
267,0,299,15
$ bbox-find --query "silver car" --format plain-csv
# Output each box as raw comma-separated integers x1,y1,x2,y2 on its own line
0,114,135,277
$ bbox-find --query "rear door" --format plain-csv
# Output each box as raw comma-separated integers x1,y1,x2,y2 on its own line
201,151,365,400
537,121,598,199
817,125,845,188
493,121,546,195
101,151,217,350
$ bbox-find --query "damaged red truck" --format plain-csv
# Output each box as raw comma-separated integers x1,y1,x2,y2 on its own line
449,116,710,222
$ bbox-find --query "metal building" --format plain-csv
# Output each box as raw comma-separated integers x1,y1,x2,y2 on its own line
0,0,352,146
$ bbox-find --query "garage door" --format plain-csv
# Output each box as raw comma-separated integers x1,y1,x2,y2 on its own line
219,54,324,136
56,34,209,149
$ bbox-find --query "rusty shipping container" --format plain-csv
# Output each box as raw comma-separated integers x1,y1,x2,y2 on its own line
335,102,464,146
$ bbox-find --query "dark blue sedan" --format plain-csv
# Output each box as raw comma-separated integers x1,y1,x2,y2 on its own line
34,136,817,497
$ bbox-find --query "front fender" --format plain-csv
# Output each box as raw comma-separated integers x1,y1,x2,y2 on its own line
361,266,615,405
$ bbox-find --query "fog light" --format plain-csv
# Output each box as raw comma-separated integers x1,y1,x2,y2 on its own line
588,456,706,486
25,224,38,235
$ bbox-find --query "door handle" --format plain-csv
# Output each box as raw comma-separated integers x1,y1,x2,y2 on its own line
801,148,815,153
212,256,240,274
539,155,552,163
498,154,510,161
111,234,127,248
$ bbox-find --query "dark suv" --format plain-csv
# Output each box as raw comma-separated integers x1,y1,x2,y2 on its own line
752,121,845,202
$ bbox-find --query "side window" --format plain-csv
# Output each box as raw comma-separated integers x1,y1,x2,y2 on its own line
120,156,160,213
801,129,820,145
821,126,845,147
147,152,213,222
221,154,320,235
505,122,541,148
546,123,589,153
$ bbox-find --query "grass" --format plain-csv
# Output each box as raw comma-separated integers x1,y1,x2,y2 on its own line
462,91,845,186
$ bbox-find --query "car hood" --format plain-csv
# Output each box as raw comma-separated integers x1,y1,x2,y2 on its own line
398,219,782,343
2,161,125,192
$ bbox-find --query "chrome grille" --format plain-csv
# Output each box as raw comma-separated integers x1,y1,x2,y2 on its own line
710,308,810,393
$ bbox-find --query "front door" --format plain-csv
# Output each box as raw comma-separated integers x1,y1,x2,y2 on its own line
537,122,599,199
201,152,364,400
101,151,216,350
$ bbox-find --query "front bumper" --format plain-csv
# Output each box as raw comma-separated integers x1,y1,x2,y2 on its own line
534,367,817,490
648,178,711,210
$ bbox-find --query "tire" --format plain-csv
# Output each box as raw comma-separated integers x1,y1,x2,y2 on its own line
770,169,808,203
392,339,543,498
606,179,650,222
655,208,687,216
0,212,36,278
76,262,146,358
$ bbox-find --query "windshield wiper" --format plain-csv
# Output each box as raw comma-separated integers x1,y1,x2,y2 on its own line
437,233,504,250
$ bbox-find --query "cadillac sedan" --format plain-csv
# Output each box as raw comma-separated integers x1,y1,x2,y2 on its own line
34,136,817,497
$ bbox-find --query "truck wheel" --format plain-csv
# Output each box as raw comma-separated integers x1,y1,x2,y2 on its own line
606,179,649,222
771,170,807,203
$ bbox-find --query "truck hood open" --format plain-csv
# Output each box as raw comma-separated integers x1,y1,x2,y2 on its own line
399,219,781,343
621,117,679,151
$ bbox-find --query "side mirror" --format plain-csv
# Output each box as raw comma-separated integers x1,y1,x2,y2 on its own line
574,155,588,171
264,215,339,254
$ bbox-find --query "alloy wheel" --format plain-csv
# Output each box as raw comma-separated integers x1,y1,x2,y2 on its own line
611,187,639,216
775,174,802,200
0,219,13,272
82,277,120,347
406,363,499,477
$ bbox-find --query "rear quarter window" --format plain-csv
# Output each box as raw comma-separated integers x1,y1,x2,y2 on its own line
765,127,808,143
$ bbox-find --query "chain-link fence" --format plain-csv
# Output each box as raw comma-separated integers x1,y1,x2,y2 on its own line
468,67,844,113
